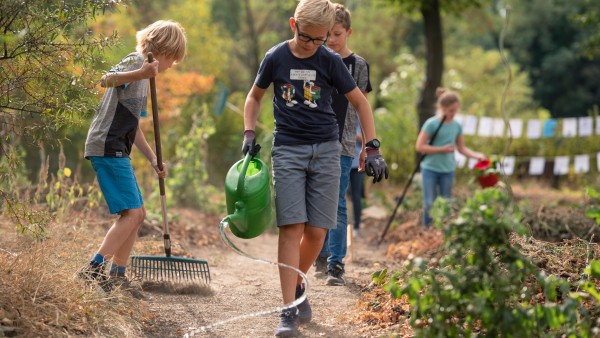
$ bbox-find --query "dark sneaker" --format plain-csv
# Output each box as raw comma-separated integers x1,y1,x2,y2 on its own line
274,308,299,337
295,284,312,324
108,273,148,300
77,264,111,292
313,256,328,279
326,264,346,286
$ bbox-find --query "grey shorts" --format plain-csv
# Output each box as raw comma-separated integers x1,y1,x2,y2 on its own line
271,140,341,228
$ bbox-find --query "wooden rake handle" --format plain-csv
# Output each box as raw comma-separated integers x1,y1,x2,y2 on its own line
147,52,171,257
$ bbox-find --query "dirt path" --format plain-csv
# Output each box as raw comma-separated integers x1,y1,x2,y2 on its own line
139,207,399,338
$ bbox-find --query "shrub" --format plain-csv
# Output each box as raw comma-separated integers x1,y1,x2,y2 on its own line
386,189,592,337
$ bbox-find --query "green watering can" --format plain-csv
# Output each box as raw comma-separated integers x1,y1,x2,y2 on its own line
224,148,273,239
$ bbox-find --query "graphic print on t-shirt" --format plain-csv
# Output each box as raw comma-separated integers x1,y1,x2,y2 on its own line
290,69,320,109
281,84,298,107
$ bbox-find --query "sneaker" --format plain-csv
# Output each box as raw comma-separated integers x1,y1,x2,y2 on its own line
77,264,111,292
326,264,346,286
107,273,148,300
295,284,312,324
274,308,300,337
353,228,360,238
313,256,328,279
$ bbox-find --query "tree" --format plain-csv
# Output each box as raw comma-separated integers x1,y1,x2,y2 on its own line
386,0,487,129
569,0,600,59
0,0,117,139
210,0,298,90
507,0,600,117
0,0,118,229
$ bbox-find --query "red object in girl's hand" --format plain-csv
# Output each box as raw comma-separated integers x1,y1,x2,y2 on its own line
473,159,499,188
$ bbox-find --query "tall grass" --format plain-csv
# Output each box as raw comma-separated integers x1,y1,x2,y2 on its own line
0,217,149,337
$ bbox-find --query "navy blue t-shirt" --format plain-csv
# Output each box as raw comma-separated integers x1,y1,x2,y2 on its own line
255,41,358,145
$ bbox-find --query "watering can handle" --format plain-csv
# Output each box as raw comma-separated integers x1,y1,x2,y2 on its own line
237,144,261,195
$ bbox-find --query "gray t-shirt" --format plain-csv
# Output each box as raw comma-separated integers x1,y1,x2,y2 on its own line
332,53,372,157
255,41,357,146
84,52,148,158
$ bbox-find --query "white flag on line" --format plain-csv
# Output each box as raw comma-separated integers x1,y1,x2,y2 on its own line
492,118,505,137
467,157,478,170
597,152,600,171
529,157,545,175
478,117,494,137
455,151,467,168
463,115,478,135
500,156,515,176
526,119,542,139
553,156,569,175
454,114,465,127
578,117,593,137
574,154,590,173
562,118,577,137
508,119,523,138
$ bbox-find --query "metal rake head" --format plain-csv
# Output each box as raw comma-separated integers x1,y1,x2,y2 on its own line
130,255,210,284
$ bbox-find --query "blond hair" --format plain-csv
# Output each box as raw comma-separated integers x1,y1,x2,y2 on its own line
136,20,187,63
334,3,351,30
436,87,461,108
295,0,336,30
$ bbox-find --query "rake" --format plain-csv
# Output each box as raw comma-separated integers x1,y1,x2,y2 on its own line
129,52,210,284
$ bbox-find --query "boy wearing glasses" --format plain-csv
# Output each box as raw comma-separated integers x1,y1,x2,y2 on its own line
314,3,372,287
241,0,388,336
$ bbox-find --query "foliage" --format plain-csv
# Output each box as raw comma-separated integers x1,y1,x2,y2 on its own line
0,0,118,139
165,104,223,212
585,187,600,225
385,0,487,13
568,0,600,59
209,0,298,90
0,0,119,230
507,0,600,118
383,189,593,337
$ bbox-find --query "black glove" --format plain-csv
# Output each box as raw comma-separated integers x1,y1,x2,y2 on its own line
242,130,258,157
365,147,389,183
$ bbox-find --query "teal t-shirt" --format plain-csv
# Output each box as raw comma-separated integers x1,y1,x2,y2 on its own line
420,116,462,173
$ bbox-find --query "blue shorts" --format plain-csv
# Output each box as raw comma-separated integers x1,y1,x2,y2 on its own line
89,156,143,214
271,140,341,228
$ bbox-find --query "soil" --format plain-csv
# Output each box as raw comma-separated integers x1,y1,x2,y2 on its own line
3,181,592,337
136,206,404,338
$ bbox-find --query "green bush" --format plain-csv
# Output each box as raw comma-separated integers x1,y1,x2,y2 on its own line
385,189,592,337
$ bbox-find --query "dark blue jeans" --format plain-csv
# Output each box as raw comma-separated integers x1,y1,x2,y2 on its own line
421,168,454,228
319,155,352,268
348,168,365,230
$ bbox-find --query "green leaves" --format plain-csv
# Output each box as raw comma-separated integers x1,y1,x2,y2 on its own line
387,189,592,337
585,187,600,224
370,268,388,286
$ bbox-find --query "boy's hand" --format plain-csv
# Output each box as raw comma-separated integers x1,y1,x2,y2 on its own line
140,58,159,79
242,130,258,156
152,161,168,179
358,147,366,172
365,148,389,183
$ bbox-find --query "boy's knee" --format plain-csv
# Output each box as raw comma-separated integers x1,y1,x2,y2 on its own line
122,208,145,225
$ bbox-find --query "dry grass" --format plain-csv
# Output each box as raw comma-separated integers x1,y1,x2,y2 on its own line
0,215,152,337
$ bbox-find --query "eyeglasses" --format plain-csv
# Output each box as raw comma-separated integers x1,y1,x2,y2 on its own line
295,22,328,45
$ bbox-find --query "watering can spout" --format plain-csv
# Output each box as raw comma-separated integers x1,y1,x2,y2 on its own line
224,150,272,239
224,202,248,233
